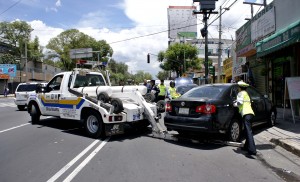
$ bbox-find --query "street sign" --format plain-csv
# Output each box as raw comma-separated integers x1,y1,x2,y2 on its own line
70,48,93,59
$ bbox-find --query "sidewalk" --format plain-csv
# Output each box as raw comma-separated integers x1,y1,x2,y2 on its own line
258,107,300,157
0,94,14,98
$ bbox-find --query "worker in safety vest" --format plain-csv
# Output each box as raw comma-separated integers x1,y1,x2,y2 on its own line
233,80,256,156
167,81,181,99
157,79,167,101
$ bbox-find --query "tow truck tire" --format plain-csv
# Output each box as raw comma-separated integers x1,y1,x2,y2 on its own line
30,103,40,125
156,100,166,113
84,110,103,138
144,93,155,103
97,92,110,103
111,98,123,114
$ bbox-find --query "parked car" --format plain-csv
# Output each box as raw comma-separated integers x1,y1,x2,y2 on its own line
14,82,47,111
175,77,193,87
176,84,198,95
164,83,277,142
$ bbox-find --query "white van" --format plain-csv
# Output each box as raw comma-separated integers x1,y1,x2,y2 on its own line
14,82,47,110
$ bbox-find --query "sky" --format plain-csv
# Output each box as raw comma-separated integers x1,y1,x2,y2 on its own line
0,0,272,78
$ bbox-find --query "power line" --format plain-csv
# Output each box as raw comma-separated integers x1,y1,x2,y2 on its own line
0,0,23,16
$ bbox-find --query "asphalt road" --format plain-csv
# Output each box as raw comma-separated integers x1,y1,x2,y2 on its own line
0,97,294,182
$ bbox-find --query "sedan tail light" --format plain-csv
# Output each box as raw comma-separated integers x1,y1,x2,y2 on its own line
165,102,172,112
195,104,216,114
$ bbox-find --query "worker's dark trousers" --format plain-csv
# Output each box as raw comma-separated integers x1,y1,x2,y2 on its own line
243,114,257,154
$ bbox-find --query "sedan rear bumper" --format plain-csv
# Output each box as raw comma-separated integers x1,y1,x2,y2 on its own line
164,114,220,133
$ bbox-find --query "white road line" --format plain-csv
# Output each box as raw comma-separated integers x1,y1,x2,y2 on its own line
47,139,101,182
0,123,30,134
62,137,110,182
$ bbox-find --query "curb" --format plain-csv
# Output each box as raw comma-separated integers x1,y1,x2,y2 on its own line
270,138,300,158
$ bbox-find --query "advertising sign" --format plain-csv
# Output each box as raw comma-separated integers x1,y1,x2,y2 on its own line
251,4,275,42
0,64,17,77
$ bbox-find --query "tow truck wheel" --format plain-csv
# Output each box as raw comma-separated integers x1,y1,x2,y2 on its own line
111,98,123,114
30,103,40,125
156,100,166,113
84,110,103,138
97,92,110,103
144,93,155,103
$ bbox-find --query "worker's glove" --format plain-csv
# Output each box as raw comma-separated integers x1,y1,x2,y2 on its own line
233,100,241,107
233,100,238,107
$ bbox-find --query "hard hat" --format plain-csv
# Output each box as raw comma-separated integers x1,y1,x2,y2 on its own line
237,80,249,87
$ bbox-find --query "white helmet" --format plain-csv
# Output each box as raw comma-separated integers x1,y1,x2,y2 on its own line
237,80,249,87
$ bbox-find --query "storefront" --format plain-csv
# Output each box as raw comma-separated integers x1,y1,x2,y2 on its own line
256,20,300,108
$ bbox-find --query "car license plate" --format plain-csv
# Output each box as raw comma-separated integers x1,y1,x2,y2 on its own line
179,108,189,115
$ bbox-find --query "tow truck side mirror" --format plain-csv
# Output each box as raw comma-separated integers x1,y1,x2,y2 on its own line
36,84,46,93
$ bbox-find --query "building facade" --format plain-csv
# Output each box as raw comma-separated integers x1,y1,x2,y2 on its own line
235,0,300,113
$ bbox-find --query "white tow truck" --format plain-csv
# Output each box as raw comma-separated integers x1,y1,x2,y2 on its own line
27,68,165,138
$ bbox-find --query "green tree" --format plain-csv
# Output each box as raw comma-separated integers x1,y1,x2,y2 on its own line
156,70,169,80
27,36,43,65
132,71,152,84
108,59,131,85
0,21,33,64
158,42,202,77
46,29,113,70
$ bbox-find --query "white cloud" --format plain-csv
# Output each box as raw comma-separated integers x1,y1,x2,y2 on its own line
56,0,61,7
29,20,64,46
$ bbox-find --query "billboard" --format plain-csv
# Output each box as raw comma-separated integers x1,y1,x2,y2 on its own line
0,64,17,78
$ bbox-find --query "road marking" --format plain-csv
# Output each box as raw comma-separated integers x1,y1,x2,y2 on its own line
0,123,30,134
47,137,110,182
0,103,16,107
62,137,110,182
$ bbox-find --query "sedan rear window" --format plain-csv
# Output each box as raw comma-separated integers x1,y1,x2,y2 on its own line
17,84,38,92
181,86,226,99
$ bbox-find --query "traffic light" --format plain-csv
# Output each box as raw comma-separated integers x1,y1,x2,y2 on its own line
147,54,150,63
200,28,207,38
209,66,215,76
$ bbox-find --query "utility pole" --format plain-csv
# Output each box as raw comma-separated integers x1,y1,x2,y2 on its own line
193,0,218,84
217,5,222,83
204,13,209,84
25,41,27,82
244,0,267,20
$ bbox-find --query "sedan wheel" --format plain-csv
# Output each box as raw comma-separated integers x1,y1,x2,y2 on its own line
268,110,276,127
228,119,241,142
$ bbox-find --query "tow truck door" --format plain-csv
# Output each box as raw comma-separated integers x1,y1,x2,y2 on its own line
42,74,64,116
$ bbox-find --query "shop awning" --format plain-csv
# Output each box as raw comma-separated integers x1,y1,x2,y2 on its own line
256,20,300,57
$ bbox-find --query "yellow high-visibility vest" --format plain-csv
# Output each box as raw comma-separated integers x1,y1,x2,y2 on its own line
237,90,255,117
158,84,166,96
169,87,180,99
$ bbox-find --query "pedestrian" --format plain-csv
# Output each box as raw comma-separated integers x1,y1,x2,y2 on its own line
234,81,257,156
3,85,8,97
157,79,167,101
149,80,159,101
143,79,150,92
